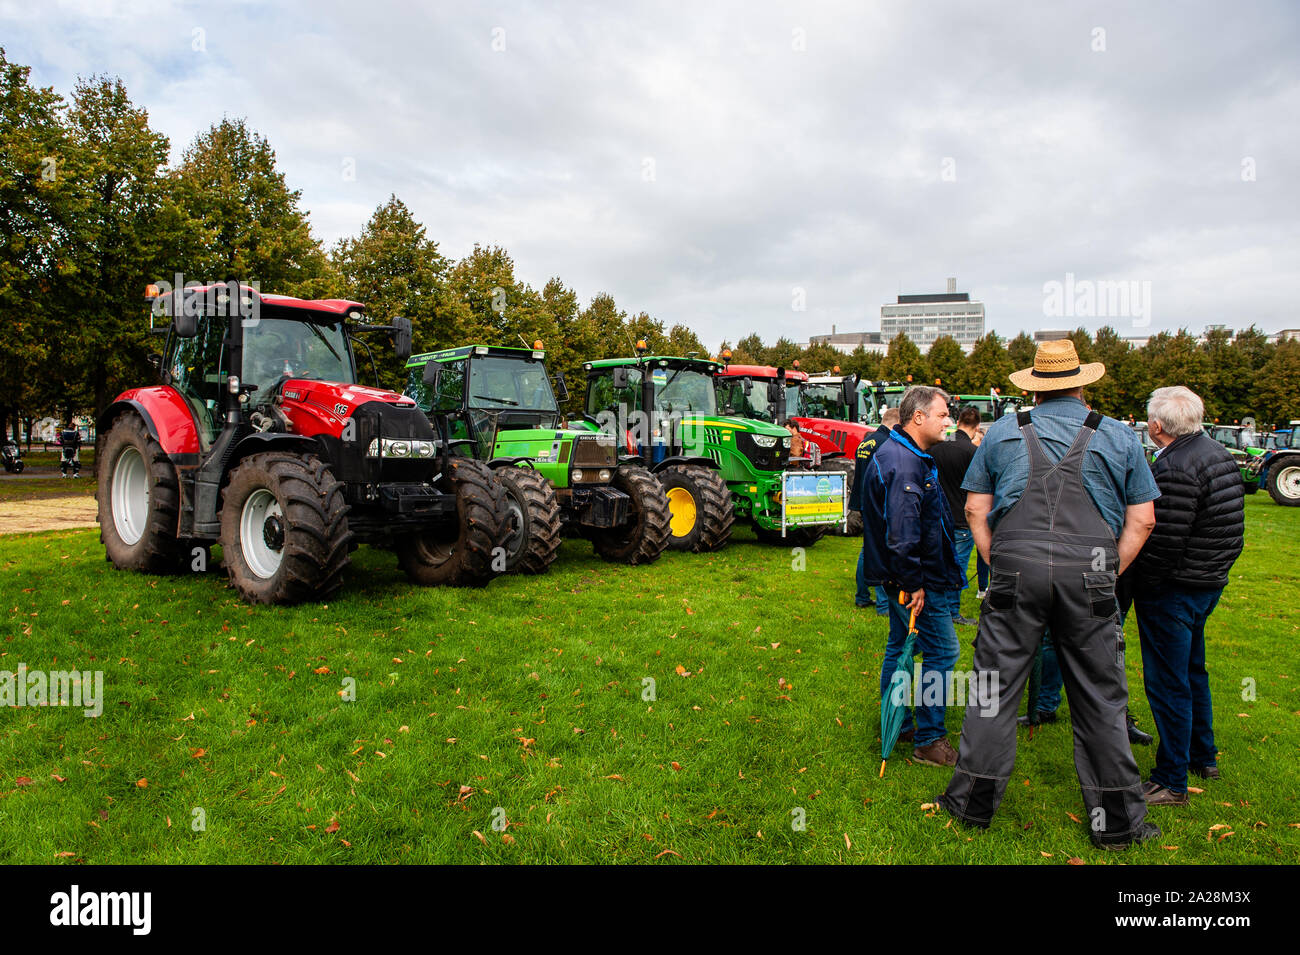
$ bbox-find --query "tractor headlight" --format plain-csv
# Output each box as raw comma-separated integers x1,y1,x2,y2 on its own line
752,434,778,448
572,469,584,482
783,437,791,448
598,469,611,482
367,438,438,458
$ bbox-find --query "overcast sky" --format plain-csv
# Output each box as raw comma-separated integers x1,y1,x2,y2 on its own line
5,0,1297,347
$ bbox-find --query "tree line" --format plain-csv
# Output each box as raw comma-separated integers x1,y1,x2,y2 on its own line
719,325,1299,427
3,48,1295,440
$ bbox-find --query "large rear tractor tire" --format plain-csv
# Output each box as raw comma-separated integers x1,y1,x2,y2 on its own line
97,413,182,573
219,453,353,605
657,464,734,553
592,465,671,565
1267,460,1300,506
396,457,510,586
754,522,827,548
497,466,562,574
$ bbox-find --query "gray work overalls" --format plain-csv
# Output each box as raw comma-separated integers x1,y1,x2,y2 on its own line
939,410,1148,843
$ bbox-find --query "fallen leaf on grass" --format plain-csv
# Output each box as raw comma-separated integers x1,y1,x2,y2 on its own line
15,777,32,787
671,762,682,771
1162,845,1178,850
313,666,330,675
458,785,473,802
844,833,852,850
1188,786,1204,794
654,849,681,859
325,820,339,834
191,748,206,758
604,774,624,781
1040,851,1053,858
55,851,75,858
920,802,938,811
1067,857,1086,865
51,774,65,783
472,830,487,845
136,778,147,789
1066,812,1082,824
501,834,515,846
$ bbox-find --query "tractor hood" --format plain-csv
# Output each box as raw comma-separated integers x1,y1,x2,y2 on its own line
680,414,787,438
494,427,617,466
278,379,417,437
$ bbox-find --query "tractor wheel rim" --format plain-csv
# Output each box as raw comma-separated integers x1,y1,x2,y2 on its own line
502,486,527,557
1281,467,1300,499
111,446,149,546
240,489,284,579
666,487,697,537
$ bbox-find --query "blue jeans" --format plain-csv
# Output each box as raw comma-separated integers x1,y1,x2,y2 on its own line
1135,587,1223,793
880,587,960,747
935,528,976,620
976,553,989,591
1029,630,1063,714
856,548,891,613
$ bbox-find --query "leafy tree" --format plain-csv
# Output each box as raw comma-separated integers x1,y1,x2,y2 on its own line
1006,332,1036,372
0,49,70,437
879,332,925,383
169,117,331,296
732,333,764,363
1253,338,1300,429
925,335,965,391
960,333,1013,394
842,345,882,381
1088,326,1136,419
1141,330,1213,419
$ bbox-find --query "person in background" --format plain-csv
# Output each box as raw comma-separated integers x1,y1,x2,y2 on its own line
852,408,899,614
860,387,964,767
938,340,1160,849
930,405,981,627
1132,386,1244,806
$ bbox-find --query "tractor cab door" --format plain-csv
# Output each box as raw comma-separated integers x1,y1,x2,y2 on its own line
425,359,472,453
586,367,643,453
164,314,230,451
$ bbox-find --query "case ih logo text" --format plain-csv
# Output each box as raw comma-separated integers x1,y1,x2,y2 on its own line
49,885,151,935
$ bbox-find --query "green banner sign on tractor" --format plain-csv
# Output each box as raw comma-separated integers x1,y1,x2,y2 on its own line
780,471,846,531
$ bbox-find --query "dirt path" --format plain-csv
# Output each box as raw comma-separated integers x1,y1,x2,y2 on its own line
0,496,99,535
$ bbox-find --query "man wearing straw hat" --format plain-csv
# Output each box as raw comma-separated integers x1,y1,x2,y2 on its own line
937,339,1162,849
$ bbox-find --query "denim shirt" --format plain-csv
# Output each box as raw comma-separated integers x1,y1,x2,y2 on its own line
961,396,1159,537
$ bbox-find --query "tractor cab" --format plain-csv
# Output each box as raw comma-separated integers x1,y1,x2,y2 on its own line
713,364,806,424
583,354,726,462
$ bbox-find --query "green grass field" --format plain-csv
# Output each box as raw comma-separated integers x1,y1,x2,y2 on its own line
1,495,1296,864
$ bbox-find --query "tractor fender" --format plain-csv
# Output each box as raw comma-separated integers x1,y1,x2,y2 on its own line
227,432,324,471
98,387,202,457
487,456,536,469
651,455,719,474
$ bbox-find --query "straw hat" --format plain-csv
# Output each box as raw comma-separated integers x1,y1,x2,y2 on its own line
1008,339,1106,391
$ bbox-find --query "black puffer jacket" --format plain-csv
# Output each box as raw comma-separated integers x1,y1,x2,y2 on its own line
1134,431,1244,590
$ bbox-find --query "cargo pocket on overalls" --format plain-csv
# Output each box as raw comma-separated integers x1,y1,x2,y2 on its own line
985,570,1019,612
1083,572,1118,620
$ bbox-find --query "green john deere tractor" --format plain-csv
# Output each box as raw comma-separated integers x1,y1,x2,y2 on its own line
405,344,670,572
579,345,847,550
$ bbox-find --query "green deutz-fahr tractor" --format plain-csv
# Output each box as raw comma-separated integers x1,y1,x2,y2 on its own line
580,344,845,550
404,344,671,572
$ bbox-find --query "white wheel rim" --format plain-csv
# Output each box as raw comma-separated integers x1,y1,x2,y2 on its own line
504,494,525,557
1280,467,1300,499
240,489,285,579
111,447,149,545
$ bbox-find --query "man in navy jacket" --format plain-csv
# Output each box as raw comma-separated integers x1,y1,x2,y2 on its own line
860,385,966,766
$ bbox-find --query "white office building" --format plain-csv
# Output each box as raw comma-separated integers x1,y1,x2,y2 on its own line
880,278,985,353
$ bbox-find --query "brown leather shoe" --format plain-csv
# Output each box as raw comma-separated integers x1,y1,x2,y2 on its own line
1141,780,1189,806
913,737,958,767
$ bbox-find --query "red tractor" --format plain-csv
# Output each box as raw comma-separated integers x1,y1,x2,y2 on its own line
96,284,511,604
714,361,868,534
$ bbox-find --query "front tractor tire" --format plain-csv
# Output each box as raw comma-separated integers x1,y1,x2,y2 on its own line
497,466,562,574
657,464,734,553
219,453,353,605
1267,460,1300,506
591,465,672,565
97,413,181,574
396,458,510,587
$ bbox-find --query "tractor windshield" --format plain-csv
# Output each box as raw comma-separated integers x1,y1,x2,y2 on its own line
716,377,777,421
467,356,558,412
244,318,353,403
653,367,716,417
801,384,848,421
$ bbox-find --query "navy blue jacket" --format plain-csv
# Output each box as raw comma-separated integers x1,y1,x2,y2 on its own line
859,426,965,594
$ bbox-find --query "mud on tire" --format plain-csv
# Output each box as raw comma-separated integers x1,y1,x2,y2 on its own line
592,465,671,565
396,457,510,586
497,466,562,574
657,464,734,553
97,413,182,574
219,452,353,605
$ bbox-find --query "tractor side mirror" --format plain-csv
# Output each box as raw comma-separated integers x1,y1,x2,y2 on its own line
841,374,860,422
612,367,630,389
422,362,442,394
553,371,570,402
741,377,753,396
147,353,162,372
767,381,780,402
392,317,412,362
173,312,198,338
